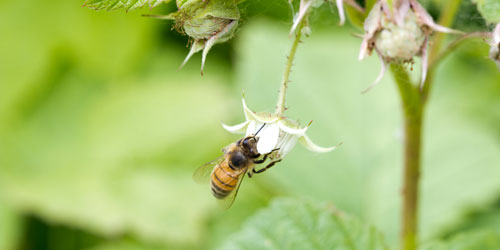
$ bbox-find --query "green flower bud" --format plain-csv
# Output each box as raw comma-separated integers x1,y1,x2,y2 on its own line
157,0,240,74
174,0,239,39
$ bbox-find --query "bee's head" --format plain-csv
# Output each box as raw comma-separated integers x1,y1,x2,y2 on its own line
239,123,265,158
240,136,259,156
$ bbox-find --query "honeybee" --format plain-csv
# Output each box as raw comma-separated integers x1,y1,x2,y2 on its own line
193,124,281,208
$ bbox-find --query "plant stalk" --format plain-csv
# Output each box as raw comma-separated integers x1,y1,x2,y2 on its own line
390,64,423,250
390,2,462,249
401,109,423,250
276,19,304,115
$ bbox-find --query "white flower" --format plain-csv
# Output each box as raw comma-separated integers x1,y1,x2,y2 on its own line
359,0,463,92
222,98,339,159
489,23,500,69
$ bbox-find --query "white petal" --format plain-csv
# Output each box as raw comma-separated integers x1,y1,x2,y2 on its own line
278,120,308,136
222,121,249,134
256,122,280,154
245,120,258,136
299,134,341,153
277,133,299,158
336,0,345,26
361,52,387,94
246,121,269,137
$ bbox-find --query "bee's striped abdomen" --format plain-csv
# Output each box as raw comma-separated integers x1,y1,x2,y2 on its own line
211,161,239,199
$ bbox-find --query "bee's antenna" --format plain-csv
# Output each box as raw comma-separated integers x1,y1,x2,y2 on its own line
254,123,266,136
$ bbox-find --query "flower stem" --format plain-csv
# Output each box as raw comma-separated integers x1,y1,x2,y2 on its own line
401,107,423,250
391,64,423,250
389,2,463,249
276,19,304,115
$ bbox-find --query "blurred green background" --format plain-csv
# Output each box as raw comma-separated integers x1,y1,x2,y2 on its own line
1,0,499,249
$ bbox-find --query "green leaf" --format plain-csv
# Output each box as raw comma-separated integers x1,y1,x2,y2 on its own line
0,0,157,125
422,231,500,250
441,201,500,237
217,198,389,250
83,0,167,11
0,53,233,245
0,0,267,248
234,19,500,246
472,0,500,23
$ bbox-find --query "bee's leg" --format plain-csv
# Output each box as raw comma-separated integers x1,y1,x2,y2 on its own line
253,148,280,164
247,171,254,178
252,159,282,174
252,154,268,164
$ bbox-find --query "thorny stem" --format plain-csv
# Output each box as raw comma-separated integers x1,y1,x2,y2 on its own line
276,18,305,115
392,1,462,249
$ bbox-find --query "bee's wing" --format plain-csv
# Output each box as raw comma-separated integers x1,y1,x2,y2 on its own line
193,156,224,184
218,168,248,209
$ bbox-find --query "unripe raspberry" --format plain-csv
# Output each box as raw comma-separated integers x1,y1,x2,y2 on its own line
375,10,426,62
358,0,462,92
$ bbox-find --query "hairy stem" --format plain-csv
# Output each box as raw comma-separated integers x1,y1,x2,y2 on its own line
276,19,304,115
389,2,463,249
390,64,423,250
